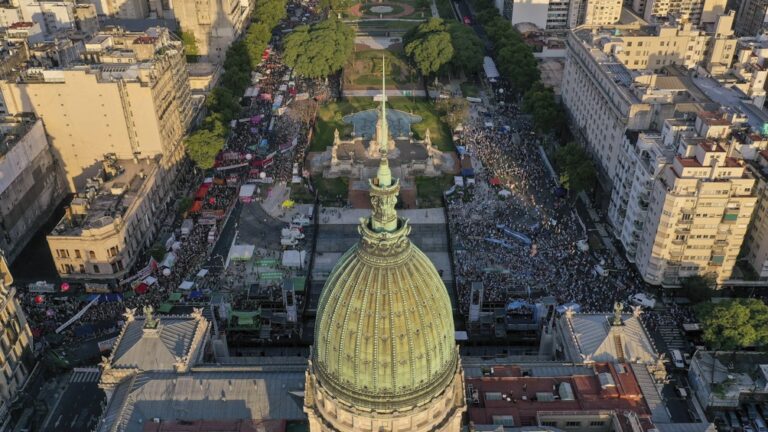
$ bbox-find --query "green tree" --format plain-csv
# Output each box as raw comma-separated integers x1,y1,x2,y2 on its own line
319,0,355,11
555,142,596,194
448,23,484,74
522,82,563,134
404,18,454,76
283,18,354,79
681,275,716,304
186,129,225,169
180,30,199,61
695,299,768,351
435,97,469,130
253,0,287,27
496,43,539,94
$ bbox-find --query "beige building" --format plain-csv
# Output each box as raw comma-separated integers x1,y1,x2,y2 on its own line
637,0,726,26
635,136,757,285
743,151,768,278
568,0,623,27
161,0,252,64
0,117,67,263
0,253,35,429
47,154,172,282
0,26,193,191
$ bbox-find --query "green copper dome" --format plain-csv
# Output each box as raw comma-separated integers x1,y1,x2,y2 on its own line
312,61,457,410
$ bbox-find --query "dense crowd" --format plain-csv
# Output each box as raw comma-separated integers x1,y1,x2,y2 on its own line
449,104,647,314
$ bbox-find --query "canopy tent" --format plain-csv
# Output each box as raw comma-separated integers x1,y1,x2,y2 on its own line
196,269,209,278
179,281,194,290
160,252,177,268
143,276,157,285
489,177,501,186
134,283,149,295
231,310,261,327
483,56,500,80
239,184,256,201
292,276,306,293
157,303,173,313
168,293,183,302
189,291,204,300
229,244,255,261
282,250,304,268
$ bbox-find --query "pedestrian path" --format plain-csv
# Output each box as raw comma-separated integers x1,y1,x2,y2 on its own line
69,369,100,383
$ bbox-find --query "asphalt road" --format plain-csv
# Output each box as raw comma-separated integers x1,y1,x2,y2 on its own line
43,370,105,432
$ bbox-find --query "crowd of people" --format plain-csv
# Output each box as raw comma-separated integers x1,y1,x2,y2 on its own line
449,104,648,315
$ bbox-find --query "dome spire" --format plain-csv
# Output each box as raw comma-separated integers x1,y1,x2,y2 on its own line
369,57,398,233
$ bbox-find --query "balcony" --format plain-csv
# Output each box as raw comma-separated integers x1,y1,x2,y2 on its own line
675,227,691,235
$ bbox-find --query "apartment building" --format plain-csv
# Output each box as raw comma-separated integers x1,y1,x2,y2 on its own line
0,117,67,264
47,154,172,282
638,0,726,26
728,40,768,107
498,0,573,29
89,0,148,18
568,0,623,27
735,0,768,36
0,253,36,429
160,0,252,64
0,27,194,191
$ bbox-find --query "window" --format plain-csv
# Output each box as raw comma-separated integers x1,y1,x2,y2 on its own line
493,416,515,427
541,421,558,427
74,249,81,259
485,392,502,401
591,421,606,427
566,422,582,427
108,246,119,257
89,250,96,259
93,265,100,274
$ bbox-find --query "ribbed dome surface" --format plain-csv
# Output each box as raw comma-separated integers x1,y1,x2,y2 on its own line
313,221,456,410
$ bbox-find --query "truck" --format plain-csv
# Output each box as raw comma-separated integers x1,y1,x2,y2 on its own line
281,238,298,247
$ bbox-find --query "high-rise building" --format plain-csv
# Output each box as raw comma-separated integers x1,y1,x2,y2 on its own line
0,253,35,429
304,71,466,431
159,0,252,64
637,0,727,26
497,0,573,30
0,26,194,191
0,117,67,264
568,0,623,27
735,0,768,36
610,110,759,285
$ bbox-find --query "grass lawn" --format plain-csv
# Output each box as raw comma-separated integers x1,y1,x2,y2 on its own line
416,175,453,207
290,183,314,204
312,97,454,152
312,176,349,206
353,20,420,32
460,82,480,97
345,49,418,90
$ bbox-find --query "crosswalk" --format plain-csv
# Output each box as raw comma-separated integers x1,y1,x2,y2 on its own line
654,311,688,352
69,369,100,383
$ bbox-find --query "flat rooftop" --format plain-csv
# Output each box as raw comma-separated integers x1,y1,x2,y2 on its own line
50,157,158,237
0,118,36,158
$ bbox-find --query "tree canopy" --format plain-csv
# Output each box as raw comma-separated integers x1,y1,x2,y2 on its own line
404,18,454,76
522,82,564,134
252,0,287,27
447,23,484,75
186,129,225,170
435,97,469,131
695,299,768,351
555,142,596,194
319,0,355,11
283,18,354,79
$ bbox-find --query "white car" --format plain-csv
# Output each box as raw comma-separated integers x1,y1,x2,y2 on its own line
281,228,305,240
628,293,656,309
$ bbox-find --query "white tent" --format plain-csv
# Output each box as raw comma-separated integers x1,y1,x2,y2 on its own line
179,281,194,290
483,56,500,80
160,252,177,268
142,276,158,286
196,269,209,278
239,184,256,199
229,244,255,261
282,250,305,268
